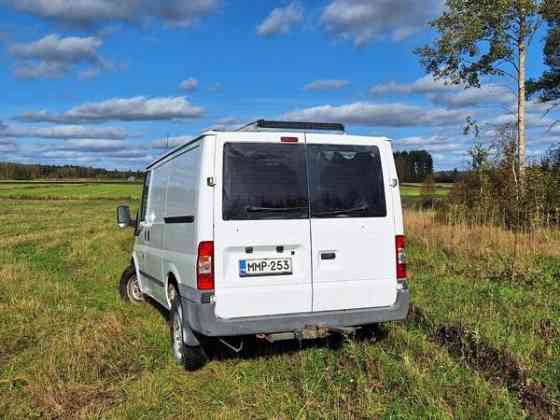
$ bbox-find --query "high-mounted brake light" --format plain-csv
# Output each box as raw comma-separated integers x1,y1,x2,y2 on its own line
281,137,299,143
396,235,407,280
197,241,214,290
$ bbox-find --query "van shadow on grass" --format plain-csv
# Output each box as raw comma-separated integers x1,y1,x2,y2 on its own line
144,295,389,362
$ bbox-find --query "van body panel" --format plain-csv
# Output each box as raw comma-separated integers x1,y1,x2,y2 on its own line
305,134,398,312
194,136,216,267
161,141,203,300
387,146,405,235
213,132,313,319
141,164,167,302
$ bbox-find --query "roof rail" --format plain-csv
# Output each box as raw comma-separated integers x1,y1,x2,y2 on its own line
237,119,345,133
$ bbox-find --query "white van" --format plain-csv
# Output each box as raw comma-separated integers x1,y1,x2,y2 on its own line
117,120,409,370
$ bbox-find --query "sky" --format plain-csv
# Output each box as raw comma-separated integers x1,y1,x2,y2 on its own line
0,0,558,171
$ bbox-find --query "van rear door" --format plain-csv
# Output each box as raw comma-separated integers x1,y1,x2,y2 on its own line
213,133,313,319
305,134,397,312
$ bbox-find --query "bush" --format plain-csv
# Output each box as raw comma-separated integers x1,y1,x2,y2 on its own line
437,131,560,230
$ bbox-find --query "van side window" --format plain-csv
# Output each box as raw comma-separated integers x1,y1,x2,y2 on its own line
222,143,309,220
308,145,387,218
139,171,151,222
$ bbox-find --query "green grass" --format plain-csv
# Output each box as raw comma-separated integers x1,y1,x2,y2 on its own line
0,182,141,201
400,183,452,198
0,182,557,419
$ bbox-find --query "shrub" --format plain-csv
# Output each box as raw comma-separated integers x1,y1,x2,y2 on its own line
438,128,560,230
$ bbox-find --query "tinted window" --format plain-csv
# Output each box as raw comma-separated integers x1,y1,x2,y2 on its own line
139,171,151,222
308,145,386,218
223,143,308,220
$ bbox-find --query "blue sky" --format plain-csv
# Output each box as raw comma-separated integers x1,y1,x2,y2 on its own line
0,0,558,171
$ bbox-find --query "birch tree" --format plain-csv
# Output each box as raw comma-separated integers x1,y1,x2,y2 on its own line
415,0,548,178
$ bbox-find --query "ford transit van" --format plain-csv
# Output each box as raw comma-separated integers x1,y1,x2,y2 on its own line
117,120,409,370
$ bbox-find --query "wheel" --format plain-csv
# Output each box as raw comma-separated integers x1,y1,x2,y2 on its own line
359,323,386,342
119,265,145,304
167,281,178,307
169,299,208,371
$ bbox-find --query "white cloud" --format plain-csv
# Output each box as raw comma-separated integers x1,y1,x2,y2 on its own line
370,75,461,95
483,113,555,129
527,99,557,115
208,116,243,131
371,76,516,109
58,139,128,152
257,2,304,37
284,102,466,127
22,141,153,165
0,123,127,140
394,135,465,153
13,61,69,79
321,0,442,46
304,79,350,92
10,34,102,62
151,135,193,150
8,34,109,79
37,149,150,161
432,85,515,109
3,0,222,28
17,96,206,124
0,139,17,153
394,135,449,147
179,78,198,92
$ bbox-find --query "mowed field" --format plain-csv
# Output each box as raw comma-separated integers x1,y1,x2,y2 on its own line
0,182,559,419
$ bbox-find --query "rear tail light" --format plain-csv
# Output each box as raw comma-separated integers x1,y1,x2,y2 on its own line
281,136,299,143
197,241,214,290
396,235,407,280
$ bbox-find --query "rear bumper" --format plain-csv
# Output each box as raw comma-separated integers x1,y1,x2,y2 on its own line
181,286,410,337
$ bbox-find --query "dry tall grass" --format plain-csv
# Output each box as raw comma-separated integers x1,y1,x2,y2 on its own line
406,209,560,260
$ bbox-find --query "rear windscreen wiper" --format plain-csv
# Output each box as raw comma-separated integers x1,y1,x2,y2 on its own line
246,206,307,213
314,205,369,217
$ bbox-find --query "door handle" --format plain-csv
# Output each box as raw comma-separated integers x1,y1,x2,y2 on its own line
321,252,336,260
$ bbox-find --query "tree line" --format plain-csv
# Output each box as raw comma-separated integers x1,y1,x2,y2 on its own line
0,162,143,181
394,150,434,183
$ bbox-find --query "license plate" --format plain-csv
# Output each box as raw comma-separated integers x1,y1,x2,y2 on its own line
239,258,293,277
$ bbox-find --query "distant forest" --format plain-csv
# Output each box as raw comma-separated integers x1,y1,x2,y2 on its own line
394,150,434,183
0,162,143,180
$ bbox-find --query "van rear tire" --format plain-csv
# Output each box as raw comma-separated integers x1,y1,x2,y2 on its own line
170,299,208,371
119,265,144,304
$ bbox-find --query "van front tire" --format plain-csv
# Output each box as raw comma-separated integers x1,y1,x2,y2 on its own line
170,299,208,371
119,265,144,304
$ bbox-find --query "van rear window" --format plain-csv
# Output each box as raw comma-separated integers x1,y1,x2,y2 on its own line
222,142,387,220
222,143,309,220
308,145,387,218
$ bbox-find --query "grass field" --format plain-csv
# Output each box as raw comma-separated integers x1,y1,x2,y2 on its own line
399,183,452,198
0,182,558,419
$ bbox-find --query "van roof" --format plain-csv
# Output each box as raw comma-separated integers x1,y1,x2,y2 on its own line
146,120,390,170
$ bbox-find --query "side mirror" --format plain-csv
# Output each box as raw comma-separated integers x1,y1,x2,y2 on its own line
117,205,136,229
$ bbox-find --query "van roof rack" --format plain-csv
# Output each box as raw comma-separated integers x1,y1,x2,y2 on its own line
237,119,345,133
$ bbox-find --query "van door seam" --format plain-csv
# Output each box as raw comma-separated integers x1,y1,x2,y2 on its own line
304,133,315,313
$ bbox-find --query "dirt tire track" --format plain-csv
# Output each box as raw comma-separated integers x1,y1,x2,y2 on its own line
408,304,559,419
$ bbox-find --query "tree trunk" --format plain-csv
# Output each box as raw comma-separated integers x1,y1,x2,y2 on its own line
517,14,527,179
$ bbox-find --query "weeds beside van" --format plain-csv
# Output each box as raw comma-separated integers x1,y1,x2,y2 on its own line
117,120,409,370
